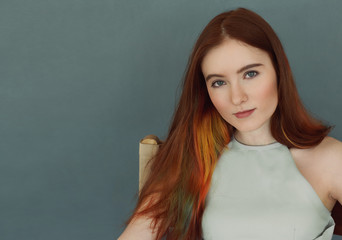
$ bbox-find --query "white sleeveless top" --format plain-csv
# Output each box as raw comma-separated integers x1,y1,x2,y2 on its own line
202,138,335,240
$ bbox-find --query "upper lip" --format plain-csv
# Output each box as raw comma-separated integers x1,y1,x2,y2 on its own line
234,108,255,114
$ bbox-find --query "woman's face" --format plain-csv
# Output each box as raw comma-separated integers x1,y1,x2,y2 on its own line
201,38,278,136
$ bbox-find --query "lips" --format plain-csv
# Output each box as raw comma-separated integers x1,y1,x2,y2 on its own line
234,108,256,118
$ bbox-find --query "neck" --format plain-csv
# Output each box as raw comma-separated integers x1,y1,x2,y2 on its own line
234,127,276,146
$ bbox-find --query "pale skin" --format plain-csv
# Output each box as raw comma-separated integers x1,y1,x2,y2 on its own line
118,38,342,239
118,216,157,240
201,38,342,213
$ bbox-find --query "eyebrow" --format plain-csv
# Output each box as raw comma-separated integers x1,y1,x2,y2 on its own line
205,63,264,82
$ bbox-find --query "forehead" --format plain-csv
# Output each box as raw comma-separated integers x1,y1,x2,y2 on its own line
201,38,271,74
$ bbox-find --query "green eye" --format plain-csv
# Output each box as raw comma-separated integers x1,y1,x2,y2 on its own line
245,71,258,79
212,80,225,88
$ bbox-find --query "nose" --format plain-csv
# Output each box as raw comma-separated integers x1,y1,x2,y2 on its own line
230,83,248,105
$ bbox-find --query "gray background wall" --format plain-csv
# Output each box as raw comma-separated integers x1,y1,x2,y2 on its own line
0,0,341,239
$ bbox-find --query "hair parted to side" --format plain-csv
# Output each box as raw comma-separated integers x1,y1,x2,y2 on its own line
125,8,331,240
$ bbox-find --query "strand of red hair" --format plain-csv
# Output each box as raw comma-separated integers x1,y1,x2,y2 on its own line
124,8,331,240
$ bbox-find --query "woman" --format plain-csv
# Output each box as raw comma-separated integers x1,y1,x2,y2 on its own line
119,8,342,240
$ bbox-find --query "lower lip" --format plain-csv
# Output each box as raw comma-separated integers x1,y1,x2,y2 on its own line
234,109,255,118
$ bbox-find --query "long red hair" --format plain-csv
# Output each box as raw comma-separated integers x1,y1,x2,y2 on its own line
125,8,331,239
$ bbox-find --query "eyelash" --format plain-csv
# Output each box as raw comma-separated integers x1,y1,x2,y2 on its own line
244,70,259,79
211,80,225,88
210,70,259,88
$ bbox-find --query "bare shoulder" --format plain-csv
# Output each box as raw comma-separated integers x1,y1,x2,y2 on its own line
314,136,342,159
306,136,342,174
314,136,342,203
290,136,342,161
290,136,342,206
320,136,342,148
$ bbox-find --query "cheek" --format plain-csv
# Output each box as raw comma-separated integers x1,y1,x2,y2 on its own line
208,90,230,112
208,92,235,124
257,80,278,108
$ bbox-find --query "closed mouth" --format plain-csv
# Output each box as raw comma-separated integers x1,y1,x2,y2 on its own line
234,108,255,115
233,108,256,118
